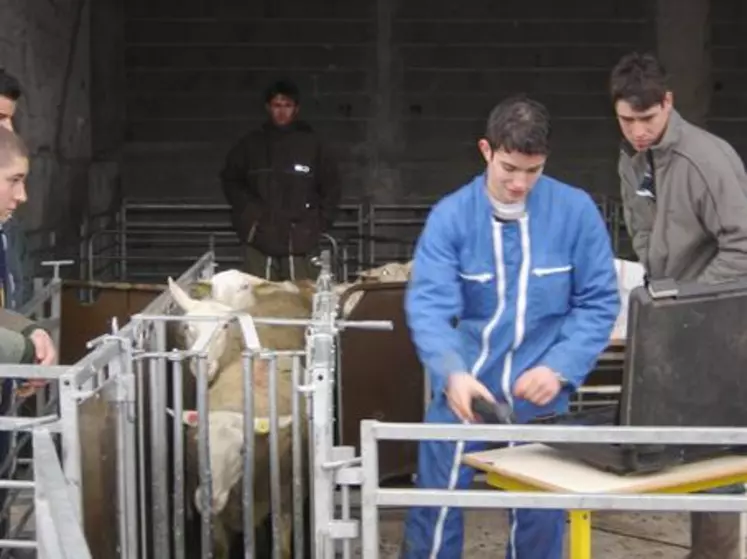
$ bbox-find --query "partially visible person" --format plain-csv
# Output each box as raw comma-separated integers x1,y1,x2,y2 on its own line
611,51,747,559
220,79,341,281
0,69,20,133
0,69,25,310
0,127,57,541
0,129,56,360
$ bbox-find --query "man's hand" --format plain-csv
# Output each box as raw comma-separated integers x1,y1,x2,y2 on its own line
29,329,57,366
15,379,47,399
513,366,562,406
445,373,495,423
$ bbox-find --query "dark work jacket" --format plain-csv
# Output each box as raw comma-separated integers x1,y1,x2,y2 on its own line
219,120,341,257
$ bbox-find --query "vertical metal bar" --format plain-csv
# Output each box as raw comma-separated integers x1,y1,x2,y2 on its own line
122,341,139,559
135,358,149,559
242,352,255,558
195,355,213,559
334,332,344,448
31,274,46,422
149,321,170,559
306,352,316,559
269,356,282,559
57,371,82,522
171,354,186,559
342,245,349,283
33,432,49,559
368,206,375,268
86,229,94,284
116,381,135,554
291,356,304,559
341,484,351,559
34,500,52,559
112,349,136,559
311,334,335,559
120,203,128,281
359,421,379,559
47,280,61,407
78,216,87,282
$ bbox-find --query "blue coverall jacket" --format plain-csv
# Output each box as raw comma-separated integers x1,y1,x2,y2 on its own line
401,172,620,559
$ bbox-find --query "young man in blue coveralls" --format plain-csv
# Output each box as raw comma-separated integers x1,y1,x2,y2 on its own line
400,96,621,559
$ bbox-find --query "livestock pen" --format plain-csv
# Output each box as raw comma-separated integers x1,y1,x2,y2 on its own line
0,248,399,558
3,219,747,557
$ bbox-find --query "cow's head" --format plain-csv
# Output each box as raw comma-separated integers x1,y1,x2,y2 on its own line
182,409,294,516
168,277,236,381
199,269,308,311
357,260,413,283
200,269,262,309
183,410,244,515
334,260,414,317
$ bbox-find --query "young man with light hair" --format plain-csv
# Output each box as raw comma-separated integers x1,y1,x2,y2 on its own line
0,126,57,541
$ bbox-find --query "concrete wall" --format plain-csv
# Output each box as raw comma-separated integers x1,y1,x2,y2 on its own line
4,0,744,233
709,1,747,157
122,0,660,203
0,0,93,236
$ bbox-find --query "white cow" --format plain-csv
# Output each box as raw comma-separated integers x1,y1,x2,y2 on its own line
168,278,306,559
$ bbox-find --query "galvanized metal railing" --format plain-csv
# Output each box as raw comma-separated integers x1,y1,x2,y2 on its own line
84,194,633,286
33,428,92,559
358,421,747,558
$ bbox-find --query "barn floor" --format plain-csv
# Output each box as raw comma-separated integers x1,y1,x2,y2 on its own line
353,508,697,558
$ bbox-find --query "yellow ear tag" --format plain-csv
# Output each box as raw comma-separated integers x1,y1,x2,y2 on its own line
253,418,271,435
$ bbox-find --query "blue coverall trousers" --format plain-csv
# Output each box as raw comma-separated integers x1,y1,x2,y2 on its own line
400,398,565,559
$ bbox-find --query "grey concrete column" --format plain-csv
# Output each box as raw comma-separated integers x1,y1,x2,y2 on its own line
656,0,712,126
367,0,402,204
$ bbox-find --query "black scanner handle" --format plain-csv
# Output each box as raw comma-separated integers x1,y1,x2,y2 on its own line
471,397,515,424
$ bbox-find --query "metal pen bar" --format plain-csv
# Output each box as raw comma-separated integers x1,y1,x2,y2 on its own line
0,365,72,380
241,353,256,558
149,321,171,559
0,481,33,490
195,355,213,559
131,312,394,332
109,341,133,559
171,356,186,559
269,356,282,559
118,335,139,559
0,417,60,432
134,349,305,360
291,356,304,559
375,488,747,513
33,430,93,559
0,540,36,550
360,422,380,559
368,421,747,446
135,357,149,559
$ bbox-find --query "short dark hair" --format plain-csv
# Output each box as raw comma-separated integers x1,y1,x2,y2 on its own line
484,95,551,156
0,69,21,101
609,52,670,111
0,127,29,168
264,79,300,105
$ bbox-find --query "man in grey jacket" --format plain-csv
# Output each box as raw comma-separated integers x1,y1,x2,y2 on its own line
611,51,747,559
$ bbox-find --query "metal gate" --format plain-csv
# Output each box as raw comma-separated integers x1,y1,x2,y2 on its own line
111,249,391,558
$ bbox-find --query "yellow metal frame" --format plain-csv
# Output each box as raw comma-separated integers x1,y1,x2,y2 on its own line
484,471,747,558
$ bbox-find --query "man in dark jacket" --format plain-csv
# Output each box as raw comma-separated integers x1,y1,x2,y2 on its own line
220,80,341,281
612,52,747,559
